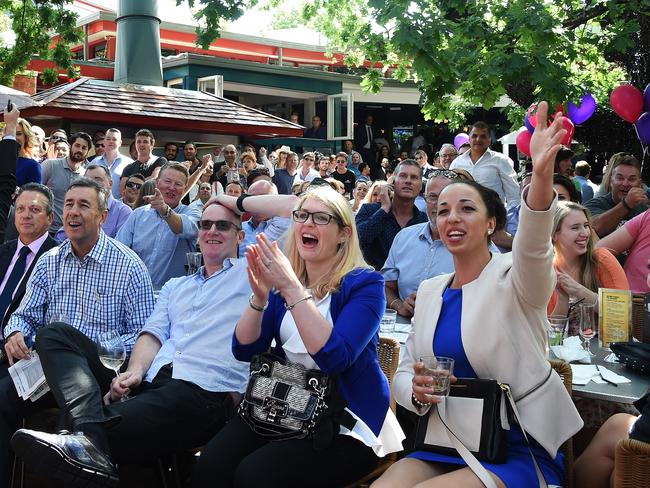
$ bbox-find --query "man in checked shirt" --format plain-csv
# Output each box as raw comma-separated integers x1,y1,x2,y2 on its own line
0,177,154,486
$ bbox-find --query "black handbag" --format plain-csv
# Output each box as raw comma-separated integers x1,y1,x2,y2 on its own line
238,353,333,441
414,378,510,463
610,342,650,376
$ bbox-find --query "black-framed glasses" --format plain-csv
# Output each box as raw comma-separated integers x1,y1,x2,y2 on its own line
125,181,142,190
429,169,460,179
292,210,341,225
199,220,241,231
424,194,439,203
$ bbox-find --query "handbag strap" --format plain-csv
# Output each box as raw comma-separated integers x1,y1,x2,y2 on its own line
436,392,549,488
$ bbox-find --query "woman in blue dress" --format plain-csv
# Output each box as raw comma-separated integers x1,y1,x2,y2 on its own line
373,102,583,488
15,118,42,186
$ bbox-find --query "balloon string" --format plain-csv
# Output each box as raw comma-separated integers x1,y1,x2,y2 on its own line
634,124,648,177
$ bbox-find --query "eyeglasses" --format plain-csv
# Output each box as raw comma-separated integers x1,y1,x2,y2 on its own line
429,169,460,179
304,157,314,161
125,181,143,190
199,220,241,231
95,143,105,148
292,210,341,225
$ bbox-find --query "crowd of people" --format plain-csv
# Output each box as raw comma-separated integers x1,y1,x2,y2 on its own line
0,101,649,488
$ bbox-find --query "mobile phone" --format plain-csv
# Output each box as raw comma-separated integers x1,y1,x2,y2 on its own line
6,99,13,112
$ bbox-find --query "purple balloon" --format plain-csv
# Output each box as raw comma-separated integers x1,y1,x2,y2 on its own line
635,112,650,145
567,93,596,125
524,114,535,133
644,83,650,112
454,133,469,150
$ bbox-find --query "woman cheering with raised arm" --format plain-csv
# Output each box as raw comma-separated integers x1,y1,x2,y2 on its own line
373,102,583,488
193,185,404,488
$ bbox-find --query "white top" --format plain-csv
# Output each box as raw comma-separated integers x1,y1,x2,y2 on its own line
279,292,405,456
450,148,520,208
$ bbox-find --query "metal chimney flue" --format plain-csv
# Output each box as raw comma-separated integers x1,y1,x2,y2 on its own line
113,0,163,86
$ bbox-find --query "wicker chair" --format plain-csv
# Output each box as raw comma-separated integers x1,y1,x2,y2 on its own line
631,293,646,342
548,359,575,488
614,438,650,488
345,336,401,488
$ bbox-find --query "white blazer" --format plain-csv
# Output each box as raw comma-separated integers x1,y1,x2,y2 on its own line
393,195,583,457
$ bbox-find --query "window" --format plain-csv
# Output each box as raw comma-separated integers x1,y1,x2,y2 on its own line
166,78,183,89
327,93,353,140
161,48,177,57
91,42,107,59
197,75,224,97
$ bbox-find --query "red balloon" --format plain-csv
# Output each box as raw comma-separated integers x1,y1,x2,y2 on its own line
516,128,532,157
610,84,644,123
560,117,575,146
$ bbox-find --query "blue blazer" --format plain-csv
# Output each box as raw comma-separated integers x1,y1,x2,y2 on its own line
233,268,389,435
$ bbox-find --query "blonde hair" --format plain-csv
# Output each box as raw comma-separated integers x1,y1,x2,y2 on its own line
552,201,600,292
285,185,370,298
17,118,38,159
363,180,391,204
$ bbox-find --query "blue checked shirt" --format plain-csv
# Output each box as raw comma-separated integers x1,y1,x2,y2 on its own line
141,258,251,393
116,203,201,289
5,231,155,354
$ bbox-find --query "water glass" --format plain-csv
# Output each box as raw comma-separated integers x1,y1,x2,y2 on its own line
185,252,202,275
380,309,397,333
419,356,455,396
547,315,568,347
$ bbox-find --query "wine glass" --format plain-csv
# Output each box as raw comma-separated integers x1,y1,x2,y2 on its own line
96,331,128,401
579,303,596,356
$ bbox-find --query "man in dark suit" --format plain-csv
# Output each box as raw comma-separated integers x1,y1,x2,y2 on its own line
354,114,378,177
0,184,57,337
0,104,19,243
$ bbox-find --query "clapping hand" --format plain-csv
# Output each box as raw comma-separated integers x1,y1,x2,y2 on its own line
245,234,302,303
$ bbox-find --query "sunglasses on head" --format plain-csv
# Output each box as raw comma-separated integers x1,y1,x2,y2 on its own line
125,181,143,190
430,169,460,179
199,220,241,231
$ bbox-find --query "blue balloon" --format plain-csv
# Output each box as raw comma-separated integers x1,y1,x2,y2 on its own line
524,114,535,133
567,93,596,125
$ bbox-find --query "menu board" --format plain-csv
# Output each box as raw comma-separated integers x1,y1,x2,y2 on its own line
598,288,631,348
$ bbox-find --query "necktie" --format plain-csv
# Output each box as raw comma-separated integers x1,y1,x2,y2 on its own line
0,246,31,323
366,126,372,146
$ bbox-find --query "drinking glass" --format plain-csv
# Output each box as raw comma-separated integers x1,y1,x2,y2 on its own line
96,331,128,401
579,303,596,356
547,315,568,347
185,252,202,275
419,356,455,396
380,309,397,333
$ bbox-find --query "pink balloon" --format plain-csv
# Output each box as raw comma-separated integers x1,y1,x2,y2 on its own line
610,84,644,123
516,128,532,157
560,117,575,147
454,133,469,150
527,103,538,128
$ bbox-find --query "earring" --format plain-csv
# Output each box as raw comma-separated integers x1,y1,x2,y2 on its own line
488,229,493,235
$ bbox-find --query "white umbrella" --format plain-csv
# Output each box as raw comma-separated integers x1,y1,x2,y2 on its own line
0,84,35,110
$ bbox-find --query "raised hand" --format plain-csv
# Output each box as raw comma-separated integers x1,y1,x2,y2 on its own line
529,101,567,176
143,188,166,213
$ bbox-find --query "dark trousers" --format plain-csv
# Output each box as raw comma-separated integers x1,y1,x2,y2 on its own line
192,414,379,488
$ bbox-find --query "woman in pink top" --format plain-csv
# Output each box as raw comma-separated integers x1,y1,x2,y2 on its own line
597,209,650,293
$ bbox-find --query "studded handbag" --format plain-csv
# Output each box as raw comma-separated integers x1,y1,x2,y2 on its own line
238,353,333,441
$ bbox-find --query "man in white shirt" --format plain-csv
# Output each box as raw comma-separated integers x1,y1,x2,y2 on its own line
91,128,133,199
450,121,520,209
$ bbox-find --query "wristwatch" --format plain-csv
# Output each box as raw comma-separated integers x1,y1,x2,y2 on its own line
162,205,172,219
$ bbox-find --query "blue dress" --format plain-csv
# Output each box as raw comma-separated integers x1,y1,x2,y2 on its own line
408,287,564,487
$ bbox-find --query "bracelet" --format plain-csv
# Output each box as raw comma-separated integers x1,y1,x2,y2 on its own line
389,298,401,310
285,294,314,311
248,293,268,312
236,194,250,213
622,197,632,211
412,393,427,409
